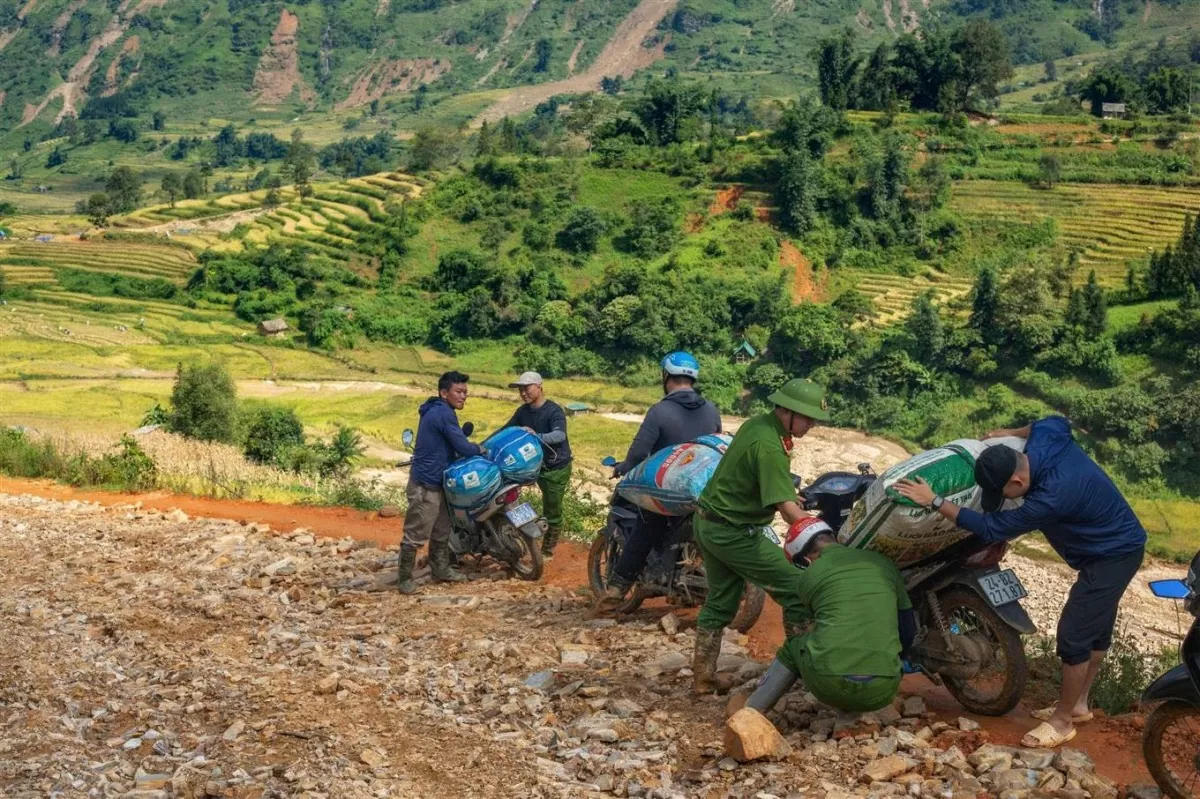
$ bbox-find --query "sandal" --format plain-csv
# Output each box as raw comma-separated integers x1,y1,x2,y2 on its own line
1031,706,1093,723
1021,721,1077,749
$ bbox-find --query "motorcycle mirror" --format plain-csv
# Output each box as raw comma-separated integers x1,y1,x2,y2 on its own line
1148,579,1190,600
857,462,872,475
401,429,414,449
461,422,475,437
601,456,617,467
791,474,803,489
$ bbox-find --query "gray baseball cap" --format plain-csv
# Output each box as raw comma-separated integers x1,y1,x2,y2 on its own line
508,371,544,387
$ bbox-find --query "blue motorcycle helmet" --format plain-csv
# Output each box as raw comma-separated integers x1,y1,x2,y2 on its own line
661,351,700,380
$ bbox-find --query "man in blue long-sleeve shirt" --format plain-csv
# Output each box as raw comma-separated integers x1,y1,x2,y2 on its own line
398,371,486,594
896,416,1146,749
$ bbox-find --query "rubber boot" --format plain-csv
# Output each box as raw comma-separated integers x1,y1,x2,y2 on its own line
429,539,468,583
541,526,560,559
746,658,799,713
396,547,418,595
692,626,724,695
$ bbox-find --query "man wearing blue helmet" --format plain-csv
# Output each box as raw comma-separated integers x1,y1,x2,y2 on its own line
594,351,722,613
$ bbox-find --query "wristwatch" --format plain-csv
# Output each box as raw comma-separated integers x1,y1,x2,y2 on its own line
931,495,945,510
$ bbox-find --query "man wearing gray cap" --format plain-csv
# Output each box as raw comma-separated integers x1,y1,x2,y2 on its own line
506,371,573,559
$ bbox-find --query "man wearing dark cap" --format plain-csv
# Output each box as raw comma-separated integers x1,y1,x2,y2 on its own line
895,416,1146,749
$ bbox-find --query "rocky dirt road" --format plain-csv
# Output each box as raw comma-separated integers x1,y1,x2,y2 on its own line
0,492,1177,797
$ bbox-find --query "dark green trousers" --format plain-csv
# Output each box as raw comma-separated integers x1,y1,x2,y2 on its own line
537,463,572,529
693,515,806,632
777,636,901,713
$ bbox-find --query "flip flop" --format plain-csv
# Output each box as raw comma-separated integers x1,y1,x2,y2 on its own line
1031,706,1094,723
1021,721,1077,749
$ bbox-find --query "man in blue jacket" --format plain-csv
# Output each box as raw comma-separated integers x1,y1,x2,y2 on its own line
398,371,486,594
896,416,1146,749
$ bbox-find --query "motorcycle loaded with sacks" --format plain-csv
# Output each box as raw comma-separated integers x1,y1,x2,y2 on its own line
401,423,548,581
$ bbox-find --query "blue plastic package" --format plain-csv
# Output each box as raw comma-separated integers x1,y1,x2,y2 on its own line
443,456,503,511
482,426,544,484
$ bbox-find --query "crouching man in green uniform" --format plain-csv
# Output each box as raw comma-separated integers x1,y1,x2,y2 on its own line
742,517,913,714
691,378,830,694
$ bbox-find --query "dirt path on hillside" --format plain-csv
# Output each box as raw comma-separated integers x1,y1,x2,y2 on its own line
782,239,827,303
0,487,1175,792
472,0,678,126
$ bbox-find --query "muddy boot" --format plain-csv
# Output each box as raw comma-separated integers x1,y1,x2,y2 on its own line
692,626,724,695
396,547,419,595
429,540,468,583
541,526,560,559
588,575,634,618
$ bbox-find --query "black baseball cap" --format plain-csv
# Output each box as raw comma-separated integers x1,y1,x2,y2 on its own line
975,446,1019,512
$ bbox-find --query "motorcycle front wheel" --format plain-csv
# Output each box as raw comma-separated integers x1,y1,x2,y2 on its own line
937,587,1028,716
587,529,646,613
1144,700,1200,799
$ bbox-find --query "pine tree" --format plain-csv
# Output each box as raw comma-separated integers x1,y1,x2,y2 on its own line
476,121,495,157
1082,270,1107,338
970,265,999,342
776,150,820,236
1064,286,1087,330
906,291,944,365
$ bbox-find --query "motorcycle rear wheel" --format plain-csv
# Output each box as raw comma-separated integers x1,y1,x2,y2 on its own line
1144,700,1200,799
936,587,1027,716
498,522,543,581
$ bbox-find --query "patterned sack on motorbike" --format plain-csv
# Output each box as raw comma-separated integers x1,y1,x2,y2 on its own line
443,456,503,511
481,426,544,484
693,433,734,455
838,438,1025,568
617,442,724,516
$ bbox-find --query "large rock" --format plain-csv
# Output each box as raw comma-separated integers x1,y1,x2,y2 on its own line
724,707,790,762
988,769,1039,791
969,744,1016,773
860,755,916,783
1054,748,1094,772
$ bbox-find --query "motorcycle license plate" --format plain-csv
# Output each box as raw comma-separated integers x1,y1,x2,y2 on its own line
978,569,1028,607
506,502,539,528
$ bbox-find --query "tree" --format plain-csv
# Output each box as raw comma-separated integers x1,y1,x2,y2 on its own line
622,198,680,258
152,110,166,131
105,166,142,213
768,303,853,374
316,425,365,477
46,147,67,168
1044,59,1058,83
82,193,111,227
556,207,608,254
815,29,859,111
285,128,315,197
1144,67,1191,115
906,291,944,365
1038,153,1062,188
168,361,238,443
7,158,21,180
776,150,821,236
635,76,706,144
1082,269,1108,338
407,126,455,171
969,265,1000,343
244,407,305,465
534,38,552,73
1080,66,1137,117
161,173,182,208
182,169,205,199
952,19,1013,110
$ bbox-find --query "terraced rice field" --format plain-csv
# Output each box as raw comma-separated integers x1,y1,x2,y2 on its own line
844,270,976,326
0,240,197,283
0,264,56,285
951,181,1200,285
115,172,425,259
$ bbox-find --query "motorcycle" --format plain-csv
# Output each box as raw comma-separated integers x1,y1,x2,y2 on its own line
797,464,1036,716
1141,551,1199,799
401,424,547,581
586,456,766,633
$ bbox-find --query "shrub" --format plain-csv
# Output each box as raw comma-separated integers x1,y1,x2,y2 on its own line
168,362,238,443
556,207,608,254
243,407,305,465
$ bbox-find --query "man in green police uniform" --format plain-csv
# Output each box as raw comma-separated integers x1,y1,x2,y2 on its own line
691,378,831,694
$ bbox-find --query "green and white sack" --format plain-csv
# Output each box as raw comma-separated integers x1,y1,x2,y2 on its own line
838,437,1024,567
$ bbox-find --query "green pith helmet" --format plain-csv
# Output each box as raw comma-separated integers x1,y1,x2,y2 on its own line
767,378,831,422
